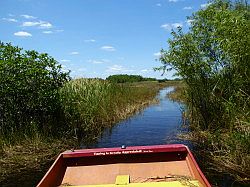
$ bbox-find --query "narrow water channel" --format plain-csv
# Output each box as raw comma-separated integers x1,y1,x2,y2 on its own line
91,87,189,148
89,87,245,187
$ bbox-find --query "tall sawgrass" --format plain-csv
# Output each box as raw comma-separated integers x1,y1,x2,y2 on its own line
59,78,161,143
1,79,167,185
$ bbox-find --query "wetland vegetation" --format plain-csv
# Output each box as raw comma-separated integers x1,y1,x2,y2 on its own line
1,1,249,186
158,0,250,185
0,42,173,186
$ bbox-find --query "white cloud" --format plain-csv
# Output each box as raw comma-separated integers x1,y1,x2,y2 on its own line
169,0,179,2
60,59,71,63
161,24,172,31
154,52,162,58
172,23,183,28
55,29,64,33
61,65,70,73
186,19,194,26
201,3,212,9
70,51,79,55
90,60,104,64
2,18,18,22
22,21,40,27
21,14,36,19
106,65,123,72
106,65,135,73
183,6,192,10
84,39,96,43
14,31,32,37
8,14,15,17
161,22,183,31
22,20,52,29
141,69,149,72
87,59,110,64
101,45,116,52
92,60,104,64
40,22,52,29
156,3,162,7
43,31,53,34
43,30,63,34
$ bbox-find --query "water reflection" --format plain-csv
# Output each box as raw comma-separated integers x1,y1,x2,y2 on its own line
80,86,245,186
89,87,188,148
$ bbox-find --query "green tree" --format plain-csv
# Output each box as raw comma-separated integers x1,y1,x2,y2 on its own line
159,0,250,131
106,74,144,83
158,0,250,180
0,42,70,139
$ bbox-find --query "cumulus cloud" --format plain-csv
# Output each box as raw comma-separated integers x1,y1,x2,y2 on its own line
201,3,212,9
40,22,52,29
2,18,18,22
172,23,183,28
22,21,40,27
21,14,36,19
70,51,79,55
106,65,134,73
43,31,53,34
87,59,109,64
183,6,192,10
156,3,162,7
22,20,52,29
100,45,116,52
154,52,162,58
60,59,71,63
14,31,32,37
84,39,96,43
89,60,104,64
161,22,183,31
186,19,194,26
42,30,63,34
169,0,179,2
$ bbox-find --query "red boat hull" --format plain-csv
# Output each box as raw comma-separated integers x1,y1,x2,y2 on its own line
37,144,211,187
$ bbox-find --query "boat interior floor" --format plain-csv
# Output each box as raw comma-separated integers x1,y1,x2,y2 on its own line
62,160,193,186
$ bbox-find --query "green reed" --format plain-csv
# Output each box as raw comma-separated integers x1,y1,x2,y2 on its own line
58,79,162,143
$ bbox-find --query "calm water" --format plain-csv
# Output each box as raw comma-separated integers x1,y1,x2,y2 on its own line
89,87,246,187
91,87,189,148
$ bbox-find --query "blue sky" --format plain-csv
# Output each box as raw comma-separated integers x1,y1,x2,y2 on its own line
0,0,209,79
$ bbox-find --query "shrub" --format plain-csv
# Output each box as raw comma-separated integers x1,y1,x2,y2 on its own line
0,42,70,141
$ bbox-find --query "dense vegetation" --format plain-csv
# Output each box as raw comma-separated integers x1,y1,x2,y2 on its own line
0,42,170,185
0,42,167,147
106,74,157,83
59,78,164,144
159,0,249,183
0,42,70,144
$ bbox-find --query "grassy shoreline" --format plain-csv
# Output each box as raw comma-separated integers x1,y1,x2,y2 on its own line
0,80,173,186
168,85,250,186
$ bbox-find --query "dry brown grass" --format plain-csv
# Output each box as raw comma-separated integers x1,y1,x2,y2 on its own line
0,137,76,186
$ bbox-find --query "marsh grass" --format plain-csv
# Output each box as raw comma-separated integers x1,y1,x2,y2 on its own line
0,79,169,186
179,129,250,186
170,85,250,184
58,79,166,143
166,82,186,103
0,136,76,186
